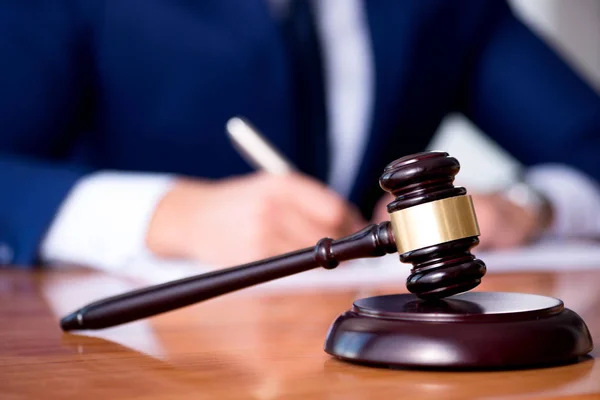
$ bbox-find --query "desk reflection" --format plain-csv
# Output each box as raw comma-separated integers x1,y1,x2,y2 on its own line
0,267,597,399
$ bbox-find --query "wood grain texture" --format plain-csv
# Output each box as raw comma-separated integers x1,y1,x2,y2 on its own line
0,267,598,399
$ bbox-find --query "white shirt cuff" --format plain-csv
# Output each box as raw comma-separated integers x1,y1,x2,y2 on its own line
39,171,175,272
524,164,600,239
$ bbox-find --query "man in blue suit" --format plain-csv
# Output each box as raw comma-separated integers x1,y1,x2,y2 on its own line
1,0,599,270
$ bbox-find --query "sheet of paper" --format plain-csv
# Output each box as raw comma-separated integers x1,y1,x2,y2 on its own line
113,239,600,290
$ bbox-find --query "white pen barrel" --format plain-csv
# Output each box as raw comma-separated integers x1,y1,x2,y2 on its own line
226,117,295,175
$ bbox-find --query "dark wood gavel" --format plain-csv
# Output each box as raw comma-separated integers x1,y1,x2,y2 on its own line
61,151,486,331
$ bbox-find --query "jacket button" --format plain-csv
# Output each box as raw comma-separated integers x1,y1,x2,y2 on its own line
0,243,14,266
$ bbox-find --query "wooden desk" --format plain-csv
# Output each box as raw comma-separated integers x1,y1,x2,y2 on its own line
0,268,598,399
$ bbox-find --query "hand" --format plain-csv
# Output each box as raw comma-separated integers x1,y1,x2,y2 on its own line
470,193,551,250
146,172,366,266
371,193,394,224
371,192,552,250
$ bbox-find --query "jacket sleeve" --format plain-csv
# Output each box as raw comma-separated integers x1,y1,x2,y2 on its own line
458,0,600,182
0,2,92,266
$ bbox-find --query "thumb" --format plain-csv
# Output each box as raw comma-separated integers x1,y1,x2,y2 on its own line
371,194,394,224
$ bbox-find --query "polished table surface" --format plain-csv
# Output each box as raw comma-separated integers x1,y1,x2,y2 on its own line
0,267,599,399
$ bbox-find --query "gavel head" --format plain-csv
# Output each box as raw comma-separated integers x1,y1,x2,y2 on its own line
379,151,486,299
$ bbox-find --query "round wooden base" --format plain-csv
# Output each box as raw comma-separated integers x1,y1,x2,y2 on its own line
324,292,593,369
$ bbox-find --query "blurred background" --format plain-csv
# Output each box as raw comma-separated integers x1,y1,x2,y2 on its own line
122,0,600,283
5,0,600,273
433,0,600,190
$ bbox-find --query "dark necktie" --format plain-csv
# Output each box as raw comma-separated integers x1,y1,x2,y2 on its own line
280,0,329,181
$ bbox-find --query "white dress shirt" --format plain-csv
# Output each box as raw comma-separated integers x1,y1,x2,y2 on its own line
40,0,600,270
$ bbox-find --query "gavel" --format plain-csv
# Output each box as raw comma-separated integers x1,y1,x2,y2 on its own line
61,151,485,330
60,151,593,369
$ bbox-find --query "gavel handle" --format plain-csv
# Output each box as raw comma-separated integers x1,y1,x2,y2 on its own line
60,222,397,331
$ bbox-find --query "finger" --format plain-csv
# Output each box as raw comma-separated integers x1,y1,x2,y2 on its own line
279,204,353,251
371,194,394,223
263,231,301,259
497,202,534,248
347,205,368,233
471,194,504,249
282,173,365,231
478,196,530,250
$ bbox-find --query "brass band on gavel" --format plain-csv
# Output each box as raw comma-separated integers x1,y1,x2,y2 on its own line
389,195,480,254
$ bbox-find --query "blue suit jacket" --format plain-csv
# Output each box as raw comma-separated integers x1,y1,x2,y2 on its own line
1,0,599,266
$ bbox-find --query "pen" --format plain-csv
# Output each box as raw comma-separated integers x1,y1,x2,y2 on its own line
225,116,295,174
